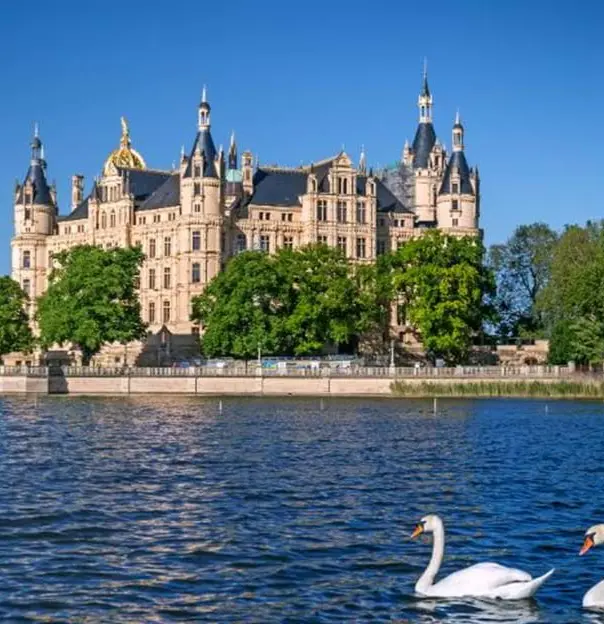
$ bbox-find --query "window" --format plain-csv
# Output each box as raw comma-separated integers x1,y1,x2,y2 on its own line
337,177,348,194
336,201,347,223
356,201,366,224
149,238,156,258
163,300,171,323
288,213,293,222
192,326,200,336
48,252,53,267
377,239,387,256
164,237,171,257
134,275,140,290
22,250,31,268
194,165,201,178
191,262,201,283
192,230,201,251
452,183,459,194
397,304,406,325
265,212,271,220
260,235,270,252
134,240,141,248
110,211,116,227
148,301,156,324
194,203,201,213
24,207,31,220
22,279,30,297
378,217,385,227
24,192,31,205
337,236,347,254
316,200,327,221
356,237,366,259
452,218,459,227
101,213,107,229
163,267,171,289
452,199,459,211
318,235,328,245
148,269,156,290
236,233,246,253
194,182,201,195
283,236,293,250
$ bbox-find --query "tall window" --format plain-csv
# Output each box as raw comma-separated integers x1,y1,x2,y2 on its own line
377,239,387,256
356,201,366,224
164,236,171,257
192,230,201,251
260,235,270,253
452,218,459,227
148,301,156,324
452,183,459,194
452,199,459,211
317,235,328,245
101,213,107,229
149,238,156,258
337,236,347,254
110,211,116,227
193,182,201,195
337,177,348,194
194,203,201,213
163,267,171,289
163,300,171,323
336,201,347,223
316,200,327,221
356,237,366,259
191,262,201,283
283,236,293,250
148,268,156,290
22,279,30,297
194,164,201,178
236,233,246,253
22,250,31,269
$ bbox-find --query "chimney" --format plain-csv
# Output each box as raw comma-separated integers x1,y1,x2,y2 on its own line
71,174,84,211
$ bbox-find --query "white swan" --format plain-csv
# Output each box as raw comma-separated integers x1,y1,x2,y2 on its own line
411,514,554,600
579,523,604,608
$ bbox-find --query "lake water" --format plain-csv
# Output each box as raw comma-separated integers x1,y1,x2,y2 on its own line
1,397,604,622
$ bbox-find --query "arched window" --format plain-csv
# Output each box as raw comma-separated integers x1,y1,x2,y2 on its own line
163,300,171,323
191,262,201,283
110,211,116,228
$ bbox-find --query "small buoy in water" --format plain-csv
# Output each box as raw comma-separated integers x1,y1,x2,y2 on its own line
433,397,438,413
218,399,223,414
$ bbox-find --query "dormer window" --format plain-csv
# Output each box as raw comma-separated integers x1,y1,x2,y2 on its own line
194,165,201,178
24,192,31,204
452,183,459,194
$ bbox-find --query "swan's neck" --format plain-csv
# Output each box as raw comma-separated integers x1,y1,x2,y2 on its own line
415,519,444,594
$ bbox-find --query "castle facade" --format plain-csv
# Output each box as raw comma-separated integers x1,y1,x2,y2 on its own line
11,71,480,342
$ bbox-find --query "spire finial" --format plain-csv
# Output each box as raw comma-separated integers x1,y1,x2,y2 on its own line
230,130,235,148
359,144,367,174
180,145,185,159
120,116,131,148
201,84,207,103
455,109,460,125
423,57,428,81
34,122,39,138
40,144,45,160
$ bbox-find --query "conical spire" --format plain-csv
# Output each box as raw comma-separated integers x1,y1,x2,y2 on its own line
452,110,464,151
198,84,211,130
421,58,430,97
20,125,54,206
228,130,238,169
418,59,433,123
359,145,367,175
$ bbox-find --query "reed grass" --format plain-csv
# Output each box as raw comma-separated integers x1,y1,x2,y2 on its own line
391,380,604,398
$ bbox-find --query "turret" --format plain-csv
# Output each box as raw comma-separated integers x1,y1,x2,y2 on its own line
71,174,84,211
436,112,478,232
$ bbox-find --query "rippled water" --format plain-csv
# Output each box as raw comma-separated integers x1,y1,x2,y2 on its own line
1,397,604,622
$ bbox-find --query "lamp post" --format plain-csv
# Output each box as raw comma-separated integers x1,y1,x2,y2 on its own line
389,338,395,370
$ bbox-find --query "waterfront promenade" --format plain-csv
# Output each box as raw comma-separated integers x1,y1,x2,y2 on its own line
0,364,593,396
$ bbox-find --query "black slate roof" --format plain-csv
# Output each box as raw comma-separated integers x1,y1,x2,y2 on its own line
249,169,307,206
17,161,53,205
439,150,474,195
411,122,436,169
60,196,89,221
139,174,180,210
184,129,218,178
374,178,412,213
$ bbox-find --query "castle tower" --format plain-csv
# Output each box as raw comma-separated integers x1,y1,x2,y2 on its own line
12,125,57,317
436,112,478,232
409,62,443,225
225,131,243,201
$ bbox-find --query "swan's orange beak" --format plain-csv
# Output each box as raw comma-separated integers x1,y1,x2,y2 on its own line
411,523,424,539
580,535,595,556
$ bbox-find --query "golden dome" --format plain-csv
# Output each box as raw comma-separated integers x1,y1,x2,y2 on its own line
103,116,146,175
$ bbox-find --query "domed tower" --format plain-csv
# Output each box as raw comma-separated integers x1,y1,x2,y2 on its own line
408,62,445,225
436,112,479,233
11,125,57,317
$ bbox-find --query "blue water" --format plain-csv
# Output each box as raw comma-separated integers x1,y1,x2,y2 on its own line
1,397,604,622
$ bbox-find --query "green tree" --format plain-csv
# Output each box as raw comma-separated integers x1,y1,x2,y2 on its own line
0,276,34,358
36,245,146,364
488,223,558,339
392,231,495,364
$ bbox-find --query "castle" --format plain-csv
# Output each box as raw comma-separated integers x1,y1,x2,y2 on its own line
11,69,480,357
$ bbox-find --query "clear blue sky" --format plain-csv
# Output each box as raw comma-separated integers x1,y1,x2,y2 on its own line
1,0,602,274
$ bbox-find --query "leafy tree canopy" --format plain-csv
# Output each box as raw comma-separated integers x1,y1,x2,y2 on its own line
488,223,558,339
36,245,146,363
0,276,34,357
391,231,495,364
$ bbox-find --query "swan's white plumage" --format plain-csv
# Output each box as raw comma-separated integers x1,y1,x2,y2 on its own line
581,524,604,609
583,579,604,608
413,514,553,600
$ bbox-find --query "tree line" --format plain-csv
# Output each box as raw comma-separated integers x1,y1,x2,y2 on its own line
0,220,601,366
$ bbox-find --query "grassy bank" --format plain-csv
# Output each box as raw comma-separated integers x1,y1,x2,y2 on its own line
391,380,604,398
